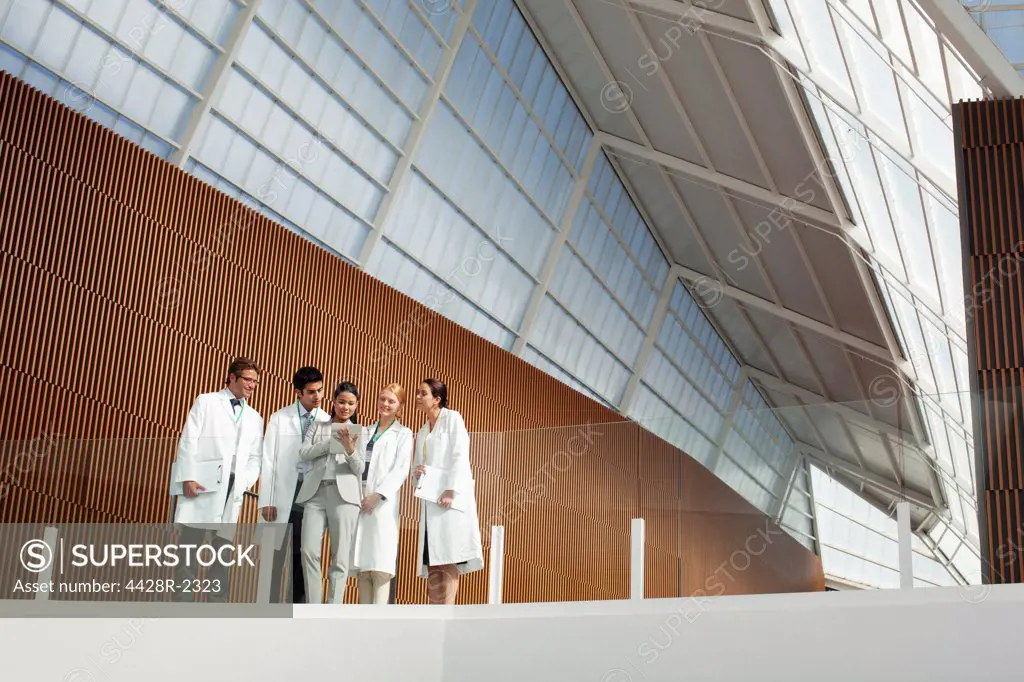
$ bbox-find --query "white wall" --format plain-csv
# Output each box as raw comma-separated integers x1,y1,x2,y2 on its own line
444,586,1020,681
0,585,1021,681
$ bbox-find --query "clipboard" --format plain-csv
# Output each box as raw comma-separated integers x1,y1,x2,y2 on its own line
168,459,223,497
414,465,470,512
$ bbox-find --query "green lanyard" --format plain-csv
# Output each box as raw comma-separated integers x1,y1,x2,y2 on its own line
369,419,395,446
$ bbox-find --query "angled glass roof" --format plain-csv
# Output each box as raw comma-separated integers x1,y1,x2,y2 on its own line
811,463,956,588
765,0,985,585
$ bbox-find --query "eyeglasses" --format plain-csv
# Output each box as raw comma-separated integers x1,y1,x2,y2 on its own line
237,375,260,386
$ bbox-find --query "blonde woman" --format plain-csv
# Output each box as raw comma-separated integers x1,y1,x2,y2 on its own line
352,383,413,604
295,381,364,604
413,379,483,604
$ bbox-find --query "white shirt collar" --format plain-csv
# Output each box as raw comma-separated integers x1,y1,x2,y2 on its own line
222,388,243,403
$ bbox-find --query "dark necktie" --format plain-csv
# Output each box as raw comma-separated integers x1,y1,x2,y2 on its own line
230,398,241,411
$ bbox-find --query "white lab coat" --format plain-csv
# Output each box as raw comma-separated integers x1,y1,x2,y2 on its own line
257,402,328,549
171,389,263,538
259,402,329,516
414,408,483,577
352,422,413,577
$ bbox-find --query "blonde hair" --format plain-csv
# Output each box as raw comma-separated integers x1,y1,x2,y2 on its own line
382,382,406,416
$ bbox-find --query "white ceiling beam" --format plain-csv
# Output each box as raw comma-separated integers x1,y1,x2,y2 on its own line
799,442,935,509
541,0,730,279
598,131,843,230
916,0,1024,99
707,366,748,474
616,2,714,167
627,0,764,42
613,4,790,314
518,0,785,427
744,0,772,36
802,455,823,557
512,137,601,356
925,452,948,509
171,0,261,168
747,366,928,450
676,265,913,376
694,25,778,191
915,527,970,586
619,264,682,413
768,36,932,448
764,32,956,202
738,47,893,483
966,3,1024,11
600,0,788,312
685,27,789,305
771,450,803,522
358,0,478,267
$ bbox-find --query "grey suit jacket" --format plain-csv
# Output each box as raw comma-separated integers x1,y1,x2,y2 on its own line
294,418,365,505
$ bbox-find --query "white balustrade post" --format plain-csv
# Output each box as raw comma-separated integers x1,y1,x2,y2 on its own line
488,525,505,605
897,502,913,589
631,518,645,600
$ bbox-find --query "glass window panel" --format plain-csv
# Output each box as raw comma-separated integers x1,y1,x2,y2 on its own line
116,0,158,48
550,249,645,366
873,0,913,66
902,0,947,101
187,0,231,42
764,0,798,41
832,118,905,278
876,148,938,301
120,61,164,125
141,14,182,75
839,22,908,147
792,1,853,93
944,47,984,103
148,81,190,139
383,171,533,330
172,32,215,91
905,90,953,179
34,4,78,72
528,296,631,404
85,0,129,34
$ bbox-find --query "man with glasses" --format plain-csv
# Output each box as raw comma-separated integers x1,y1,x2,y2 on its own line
169,357,265,603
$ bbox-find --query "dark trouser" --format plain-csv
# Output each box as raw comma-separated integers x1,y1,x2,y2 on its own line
269,502,305,604
171,524,231,603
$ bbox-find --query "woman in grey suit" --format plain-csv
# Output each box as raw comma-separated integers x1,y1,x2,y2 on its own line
295,381,366,604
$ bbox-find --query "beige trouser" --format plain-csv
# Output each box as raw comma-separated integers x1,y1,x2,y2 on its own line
358,570,391,604
301,483,359,605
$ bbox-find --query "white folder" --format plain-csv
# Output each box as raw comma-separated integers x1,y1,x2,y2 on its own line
168,459,224,497
414,465,471,512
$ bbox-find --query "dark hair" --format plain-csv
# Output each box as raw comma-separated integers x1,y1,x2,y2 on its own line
292,366,324,392
331,381,360,424
225,357,260,385
422,378,448,409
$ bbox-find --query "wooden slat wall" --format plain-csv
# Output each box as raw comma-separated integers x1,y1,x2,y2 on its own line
0,72,823,602
955,96,1024,584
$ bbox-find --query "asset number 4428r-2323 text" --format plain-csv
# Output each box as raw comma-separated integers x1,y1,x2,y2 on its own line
124,578,221,593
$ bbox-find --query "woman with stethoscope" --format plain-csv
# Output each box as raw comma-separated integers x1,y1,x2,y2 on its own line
352,382,414,604
412,379,483,604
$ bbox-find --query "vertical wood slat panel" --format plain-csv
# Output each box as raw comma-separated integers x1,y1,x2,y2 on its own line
0,71,822,602
956,95,1024,584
